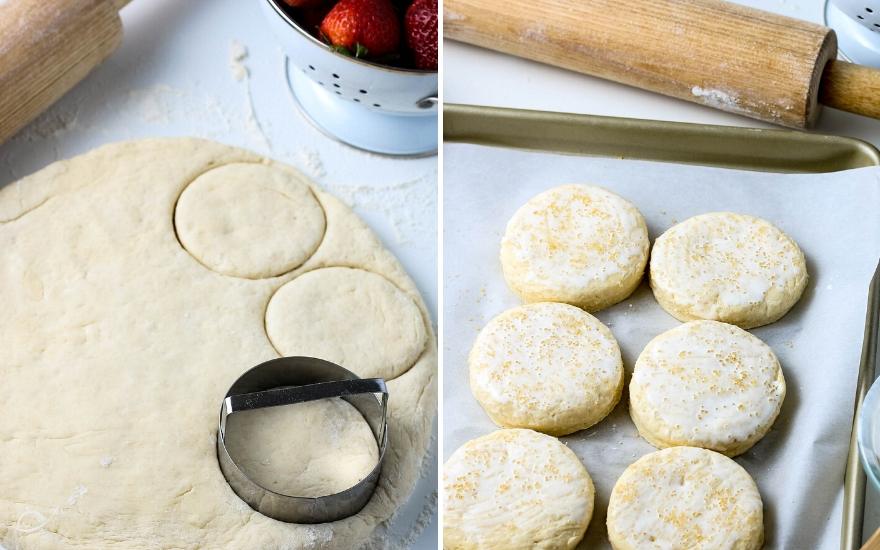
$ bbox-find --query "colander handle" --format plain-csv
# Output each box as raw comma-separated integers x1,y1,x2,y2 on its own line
820,60,880,120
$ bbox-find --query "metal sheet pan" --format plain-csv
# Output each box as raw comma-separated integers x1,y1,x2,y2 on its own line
444,103,880,550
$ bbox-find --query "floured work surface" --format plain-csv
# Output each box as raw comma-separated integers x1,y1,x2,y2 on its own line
443,143,880,549
0,139,437,549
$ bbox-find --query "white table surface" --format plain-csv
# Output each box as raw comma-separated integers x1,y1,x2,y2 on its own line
444,0,880,545
0,0,437,547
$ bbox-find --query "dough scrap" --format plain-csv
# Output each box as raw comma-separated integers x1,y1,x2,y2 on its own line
650,212,808,328
266,267,428,380
175,162,326,279
469,302,623,436
443,429,594,550
607,446,764,550
0,139,437,550
629,320,785,456
500,184,649,311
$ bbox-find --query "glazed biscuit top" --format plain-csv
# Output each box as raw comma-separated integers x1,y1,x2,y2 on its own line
650,212,807,321
443,429,594,549
630,320,785,451
501,185,649,296
607,446,763,549
469,302,623,430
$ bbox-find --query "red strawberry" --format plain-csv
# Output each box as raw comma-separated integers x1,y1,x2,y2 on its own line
320,0,400,58
281,0,325,8
404,0,437,70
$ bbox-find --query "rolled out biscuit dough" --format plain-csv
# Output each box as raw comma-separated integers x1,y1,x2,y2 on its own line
0,139,437,549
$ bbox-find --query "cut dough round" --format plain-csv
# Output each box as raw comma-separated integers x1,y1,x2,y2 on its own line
607,446,764,550
175,162,326,279
0,139,436,549
650,212,808,328
443,429,594,550
469,302,623,436
265,266,427,380
500,184,649,311
224,398,378,497
629,320,785,456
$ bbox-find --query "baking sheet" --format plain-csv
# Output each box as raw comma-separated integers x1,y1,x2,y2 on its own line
443,142,880,549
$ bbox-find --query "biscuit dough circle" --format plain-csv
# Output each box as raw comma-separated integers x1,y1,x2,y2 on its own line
607,446,764,550
500,184,649,311
175,162,326,279
629,320,785,456
443,429,594,550
224,398,379,498
469,302,623,436
650,212,808,328
266,266,428,380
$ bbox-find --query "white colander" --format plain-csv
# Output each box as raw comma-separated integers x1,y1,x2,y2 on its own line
261,0,438,156
826,0,880,67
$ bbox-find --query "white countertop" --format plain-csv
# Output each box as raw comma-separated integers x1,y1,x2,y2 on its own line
444,0,880,545
0,0,437,547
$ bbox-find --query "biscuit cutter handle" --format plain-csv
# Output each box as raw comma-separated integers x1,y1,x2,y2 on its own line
224,378,388,414
0,0,132,145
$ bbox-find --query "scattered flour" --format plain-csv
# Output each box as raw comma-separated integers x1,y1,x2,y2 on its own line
329,174,436,245
691,86,739,110
229,40,249,82
293,148,327,179
100,456,114,467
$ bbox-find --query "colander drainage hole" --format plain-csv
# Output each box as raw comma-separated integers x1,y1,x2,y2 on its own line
333,73,340,79
373,103,381,107
859,14,865,18
318,81,325,86
309,65,316,71
867,7,874,13
359,89,368,94
336,91,342,95
333,83,340,88
353,98,360,103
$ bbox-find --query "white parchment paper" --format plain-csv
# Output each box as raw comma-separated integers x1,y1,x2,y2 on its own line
443,143,880,549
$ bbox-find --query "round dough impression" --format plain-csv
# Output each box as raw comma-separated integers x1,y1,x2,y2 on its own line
500,184,649,311
469,302,623,436
175,162,326,279
443,429,594,550
629,320,785,457
650,212,808,328
265,266,427,380
607,446,764,550
224,398,378,497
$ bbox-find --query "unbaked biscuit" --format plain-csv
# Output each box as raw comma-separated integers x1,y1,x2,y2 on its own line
607,446,764,550
650,212,808,328
500,184,649,311
469,302,624,436
443,429,594,550
629,320,785,456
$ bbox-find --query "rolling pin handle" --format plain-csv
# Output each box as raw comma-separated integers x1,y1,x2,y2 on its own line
819,60,880,120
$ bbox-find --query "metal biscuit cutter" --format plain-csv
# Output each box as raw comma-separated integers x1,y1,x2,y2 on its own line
217,356,388,524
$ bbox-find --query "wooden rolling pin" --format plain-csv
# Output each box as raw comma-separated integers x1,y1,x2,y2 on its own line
444,0,880,128
0,0,131,145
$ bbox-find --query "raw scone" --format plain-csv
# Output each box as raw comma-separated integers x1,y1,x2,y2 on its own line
0,139,437,549
629,320,785,456
469,302,623,436
443,429,594,550
650,212,808,328
500,184,649,311
606,446,764,550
